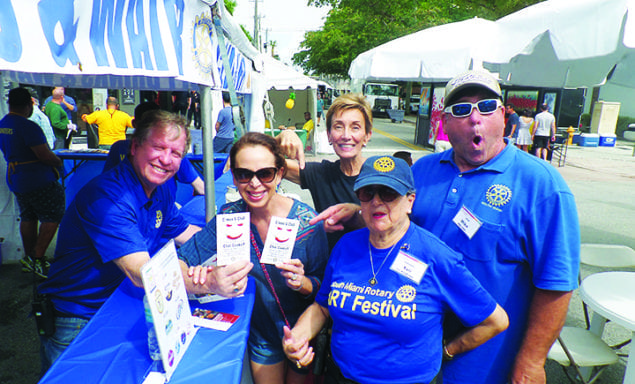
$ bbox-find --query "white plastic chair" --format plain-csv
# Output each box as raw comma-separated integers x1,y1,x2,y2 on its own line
548,327,619,384
547,244,634,382
579,244,635,337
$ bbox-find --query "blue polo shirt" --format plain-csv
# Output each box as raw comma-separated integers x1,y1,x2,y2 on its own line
39,158,189,319
410,142,579,384
316,223,496,384
0,113,59,193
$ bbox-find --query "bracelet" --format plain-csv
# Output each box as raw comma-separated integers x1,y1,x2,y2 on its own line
291,276,303,291
443,344,454,360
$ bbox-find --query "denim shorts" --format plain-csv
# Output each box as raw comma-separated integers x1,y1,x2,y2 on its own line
248,329,308,374
14,181,65,222
40,316,89,375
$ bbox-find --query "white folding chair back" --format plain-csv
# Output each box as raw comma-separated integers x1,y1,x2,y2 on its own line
579,244,635,339
548,326,619,384
580,244,635,269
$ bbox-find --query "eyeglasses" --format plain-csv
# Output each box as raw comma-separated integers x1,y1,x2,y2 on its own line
233,167,278,184
444,99,502,118
356,185,401,203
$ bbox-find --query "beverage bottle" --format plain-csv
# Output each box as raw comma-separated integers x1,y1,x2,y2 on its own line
143,295,162,362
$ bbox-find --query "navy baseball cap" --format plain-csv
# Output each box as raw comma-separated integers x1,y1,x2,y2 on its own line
354,155,415,196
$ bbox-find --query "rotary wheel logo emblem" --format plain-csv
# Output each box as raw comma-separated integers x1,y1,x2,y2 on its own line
155,210,163,228
396,285,416,303
192,15,215,76
373,157,395,172
485,184,512,207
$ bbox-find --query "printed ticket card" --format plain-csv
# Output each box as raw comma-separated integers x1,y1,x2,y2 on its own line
259,217,299,265
191,308,240,331
216,212,250,266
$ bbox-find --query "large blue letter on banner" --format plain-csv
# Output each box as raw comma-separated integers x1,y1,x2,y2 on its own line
148,0,169,71
163,0,185,75
38,0,80,67
91,0,128,68
126,0,153,70
0,0,22,62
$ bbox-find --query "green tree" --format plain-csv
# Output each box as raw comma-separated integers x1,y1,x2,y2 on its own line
225,0,236,14
294,0,542,77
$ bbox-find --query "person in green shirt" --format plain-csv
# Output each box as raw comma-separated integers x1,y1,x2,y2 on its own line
44,89,69,149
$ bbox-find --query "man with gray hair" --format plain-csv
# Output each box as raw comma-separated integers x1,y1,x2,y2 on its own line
38,110,251,373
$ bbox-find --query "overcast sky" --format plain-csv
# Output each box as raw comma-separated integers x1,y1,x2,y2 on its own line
232,0,330,64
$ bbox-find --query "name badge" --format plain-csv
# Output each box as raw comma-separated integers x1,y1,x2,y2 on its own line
452,205,482,239
390,251,428,284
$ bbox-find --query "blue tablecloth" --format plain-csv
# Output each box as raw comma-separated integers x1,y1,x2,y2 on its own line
39,277,255,384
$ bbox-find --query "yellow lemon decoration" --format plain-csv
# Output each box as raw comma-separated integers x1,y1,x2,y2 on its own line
373,156,395,172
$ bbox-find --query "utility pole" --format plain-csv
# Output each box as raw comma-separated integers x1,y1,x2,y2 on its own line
253,0,260,51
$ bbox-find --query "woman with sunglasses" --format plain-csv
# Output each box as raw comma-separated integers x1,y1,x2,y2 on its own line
178,132,329,384
276,93,373,250
282,155,508,384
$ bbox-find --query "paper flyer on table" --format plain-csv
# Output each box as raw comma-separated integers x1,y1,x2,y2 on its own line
140,240,197,382
259,217,299,264
216,212,250,266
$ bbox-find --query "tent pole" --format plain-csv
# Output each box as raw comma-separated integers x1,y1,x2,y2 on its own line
200,86,216,223
212,3,245,137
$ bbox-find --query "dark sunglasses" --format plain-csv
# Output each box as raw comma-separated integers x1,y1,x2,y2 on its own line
356,185,401,203
233,167,278,184
444,99,502,118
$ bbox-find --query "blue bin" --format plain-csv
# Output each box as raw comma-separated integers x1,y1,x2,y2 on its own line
578,134,599,147
599,134,616,147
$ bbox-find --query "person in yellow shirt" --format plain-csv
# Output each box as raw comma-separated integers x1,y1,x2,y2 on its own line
81,97,133,149
302,111,314,136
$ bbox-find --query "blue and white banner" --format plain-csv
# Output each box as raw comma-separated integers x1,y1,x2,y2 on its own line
0,0,253,91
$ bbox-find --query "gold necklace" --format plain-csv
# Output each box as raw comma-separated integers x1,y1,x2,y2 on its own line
368,240,398,286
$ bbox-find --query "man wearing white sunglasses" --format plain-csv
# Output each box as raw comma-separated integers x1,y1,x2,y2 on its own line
410,70,580,384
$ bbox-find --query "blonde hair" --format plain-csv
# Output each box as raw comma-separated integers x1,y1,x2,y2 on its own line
325,93,373,134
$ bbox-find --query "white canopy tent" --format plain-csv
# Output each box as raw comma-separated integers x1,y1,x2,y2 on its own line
484,0,635,88
348,17,499,82
256,56,335,154
0,0,264,262
262,56,317,128
348,0,635,90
